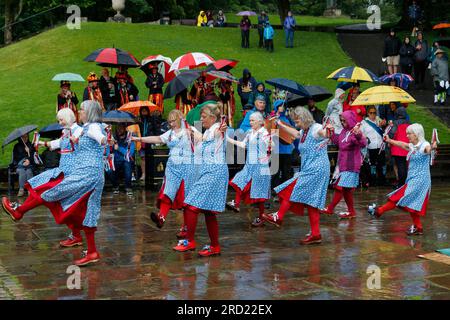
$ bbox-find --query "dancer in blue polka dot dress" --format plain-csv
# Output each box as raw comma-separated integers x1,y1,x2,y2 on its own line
368,123,437,236
226,112,272,227
173,103,228,257
262,107,331,245
320,110,367,219
27,108,83,248
133,110,196,238
2,101,108,267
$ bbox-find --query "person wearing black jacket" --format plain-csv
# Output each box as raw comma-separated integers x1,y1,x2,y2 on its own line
145,66,165,113
383,29,402,74
257,11,269,48
57,81,79,121
101,79,120,111
116,72,139,107
399,36,415,76
307,99,325,124
12,134,36,197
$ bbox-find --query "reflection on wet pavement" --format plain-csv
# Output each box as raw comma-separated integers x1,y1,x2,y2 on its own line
0,184,449,300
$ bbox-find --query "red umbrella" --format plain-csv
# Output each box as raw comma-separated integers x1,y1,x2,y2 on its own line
140,54,174,82
211,59,239,71
84,48,141,68
168,52,215,73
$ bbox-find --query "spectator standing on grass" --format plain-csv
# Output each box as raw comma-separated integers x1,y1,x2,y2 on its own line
216,10,226,27
399,36,415,76
414,31,429,89
283,11,296,48
430,49,449,106
240,15,251,48
257,11,269,48
263,22,275,53
383,29,402,75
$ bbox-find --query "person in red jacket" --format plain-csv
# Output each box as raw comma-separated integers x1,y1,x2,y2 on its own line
343,85,366,122
389,106,410,189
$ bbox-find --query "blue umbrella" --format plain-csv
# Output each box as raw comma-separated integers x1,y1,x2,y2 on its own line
52,73,85,82
265,78,311,97
379,73,414,90
102,110,137,124
2,125,37,149
39,123,64,139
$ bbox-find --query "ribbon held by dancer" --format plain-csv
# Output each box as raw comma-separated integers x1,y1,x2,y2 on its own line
430,128,439,166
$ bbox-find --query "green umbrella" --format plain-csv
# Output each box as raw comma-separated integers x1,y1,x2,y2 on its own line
52,73,85,82
186,100,217,126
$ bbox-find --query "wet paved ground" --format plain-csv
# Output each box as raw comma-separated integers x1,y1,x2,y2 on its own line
0,184,449,300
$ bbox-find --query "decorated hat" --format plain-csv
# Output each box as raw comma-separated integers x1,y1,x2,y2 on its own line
87,72,99,82
435,49,445,55
60,80,71,88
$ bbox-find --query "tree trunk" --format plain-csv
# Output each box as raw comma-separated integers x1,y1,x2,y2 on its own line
3,0,23,45
276,0,291,25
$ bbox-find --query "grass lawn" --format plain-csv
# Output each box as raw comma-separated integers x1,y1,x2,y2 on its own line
225,13,367,27
0,22,448,166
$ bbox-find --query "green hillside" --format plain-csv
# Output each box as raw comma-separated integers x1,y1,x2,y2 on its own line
0,22,448,165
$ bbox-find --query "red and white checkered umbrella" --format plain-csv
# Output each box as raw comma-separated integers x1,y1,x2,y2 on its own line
168,52,215,73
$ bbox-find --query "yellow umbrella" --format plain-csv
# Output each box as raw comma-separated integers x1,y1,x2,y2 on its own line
352,85,416,106
327,66,379,83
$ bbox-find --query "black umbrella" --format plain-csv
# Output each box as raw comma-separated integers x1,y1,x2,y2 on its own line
286,86,333,106
2,125,38,150
265,78,311,97
102,110,137,124
39,123,64,139
164,70,202,99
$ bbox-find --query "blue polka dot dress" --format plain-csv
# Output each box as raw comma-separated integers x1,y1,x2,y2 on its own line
274,123,330,209
335,171,360,189
40,123,106,228
387,142,431,215
28,124,82,189
230,127,271,202
184,123,229,212
159,128,197,203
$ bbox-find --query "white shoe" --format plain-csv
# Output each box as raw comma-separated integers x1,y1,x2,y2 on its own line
17,189,25,197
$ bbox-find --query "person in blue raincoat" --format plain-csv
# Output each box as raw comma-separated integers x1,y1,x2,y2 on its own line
263,21,275,52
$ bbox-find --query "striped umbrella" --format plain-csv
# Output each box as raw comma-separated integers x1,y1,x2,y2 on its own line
327,66,379,83
84,48,141,68
168,52,215,73
140,55,174,82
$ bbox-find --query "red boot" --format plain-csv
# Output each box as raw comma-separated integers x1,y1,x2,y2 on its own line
173,239,196,252
60,235,83,247
262,212,282,227
299,234,322,245
198,244,221,257
1,197,23,221
150,212,165,229
176,225,188,239
74,251,100,267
